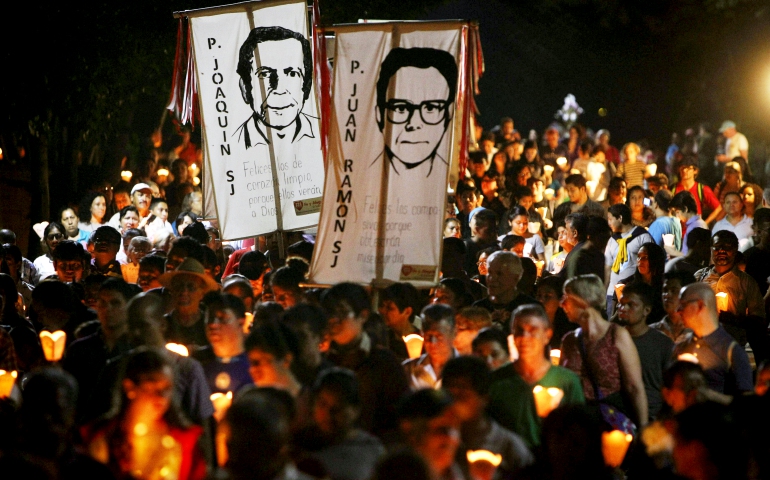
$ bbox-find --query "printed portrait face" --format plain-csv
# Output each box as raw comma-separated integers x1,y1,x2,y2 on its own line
379,66,451,166
246,38,306,129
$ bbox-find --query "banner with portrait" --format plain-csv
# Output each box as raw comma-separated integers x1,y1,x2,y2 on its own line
187,0,325,240
310,22,474,287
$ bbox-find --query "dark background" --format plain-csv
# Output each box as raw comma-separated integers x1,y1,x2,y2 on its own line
2,0,770,251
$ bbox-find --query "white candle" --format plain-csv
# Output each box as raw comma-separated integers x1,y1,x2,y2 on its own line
403,334,424,360
662,234,674,247
716,292,728,313
466,450,502,466
556,157,568,167
211,391,233,422
165,343,189,357
646,164,657,176
40,330,66,362
677,353,699,364
614,284,625,300
543,165,555,176
602,430,633,468
550,349,561,366
532,385,564,417
242,312,254,334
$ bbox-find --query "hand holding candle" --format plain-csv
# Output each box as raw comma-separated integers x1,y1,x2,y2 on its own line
211,391,233,423
716,292,728,313
403,334,424,360
602,430,633,468
532,385,564,417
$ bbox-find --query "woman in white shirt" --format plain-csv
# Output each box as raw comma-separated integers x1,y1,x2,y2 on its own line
33,222,65,280
501,206,545,261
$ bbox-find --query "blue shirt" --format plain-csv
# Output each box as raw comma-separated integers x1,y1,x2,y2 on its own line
201,352,253,394
648,215,682,251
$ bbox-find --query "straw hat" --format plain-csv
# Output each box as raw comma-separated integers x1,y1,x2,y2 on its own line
158,257,220,292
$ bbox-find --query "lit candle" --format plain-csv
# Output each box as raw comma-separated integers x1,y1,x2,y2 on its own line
193,176,201,186
535,260,545,277
467,449,502,466
543,165,555,176
602,430,633,468
662,234,674,247
646,164,657,176
157,168,170,177
677,353,699,364
190,163,201,177
614,284,625,300
121,170,133,182
403,334,424,360
544,188,555,200
507,334,519,362
556,157,568,167
532,385,564,417
550,349,561,366
165,343,189,357
528,221,541,235
716,292,728,313
242,312,254,334
0,370,17,398
536,207,547,219
570,168,581,175
40,330,66,362
467,450,502,480
211,391,233,422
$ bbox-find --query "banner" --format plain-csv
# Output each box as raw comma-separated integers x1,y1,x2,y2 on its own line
310,22,469,287
187,0,325,240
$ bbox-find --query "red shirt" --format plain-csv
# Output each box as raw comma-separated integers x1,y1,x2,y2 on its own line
674,182,720,216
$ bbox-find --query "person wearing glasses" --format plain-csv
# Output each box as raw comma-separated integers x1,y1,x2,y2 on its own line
373,47,458,178
693,230,769,366
34,221,66,280
672,282,753,395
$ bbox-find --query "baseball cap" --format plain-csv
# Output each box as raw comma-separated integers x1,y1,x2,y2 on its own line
130,183,152,195
719,120,736,133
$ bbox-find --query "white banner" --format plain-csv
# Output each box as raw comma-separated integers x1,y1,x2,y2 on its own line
310,23,465,287
190,0,324,240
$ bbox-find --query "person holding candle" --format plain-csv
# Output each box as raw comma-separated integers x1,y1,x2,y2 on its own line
559,274,648,429
552,174,607,229
693,230,768,365
378,282,424,362
442,356,534,478
503,206,545,262
647,189,683,251
487,304,584,449
194,292,253,398
402,303,459,390
321,283,409,440
625,185,656,228
672,283,753,394
81,347,208,480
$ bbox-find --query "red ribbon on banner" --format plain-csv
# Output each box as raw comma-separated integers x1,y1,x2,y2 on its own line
312,0,331,165
166,17,198,131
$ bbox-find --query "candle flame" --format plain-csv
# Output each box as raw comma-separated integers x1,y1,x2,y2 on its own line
165,343,189,357
466,450,502,466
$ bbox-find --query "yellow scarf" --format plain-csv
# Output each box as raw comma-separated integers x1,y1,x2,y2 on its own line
612,236,630,274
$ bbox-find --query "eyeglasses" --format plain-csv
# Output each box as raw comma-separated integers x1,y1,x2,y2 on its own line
384,100,449,125
47,233,63,241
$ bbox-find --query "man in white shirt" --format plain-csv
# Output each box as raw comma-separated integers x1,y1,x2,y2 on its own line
716,120,749,165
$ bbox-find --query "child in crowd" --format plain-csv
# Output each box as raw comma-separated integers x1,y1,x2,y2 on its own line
143,198,175,244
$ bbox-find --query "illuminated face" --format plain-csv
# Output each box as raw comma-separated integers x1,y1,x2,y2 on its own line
607,212,622,233
380,66,451,167
205,308,243,348
557,226,570,249
637,246,650,276
518,195,534,211
564,220,579,246
423,320,455,361
55,259,84,283
476,252,489,276
45,227,64,251
486,257,520,298
120,210,140,232
711,235,737,269
91,196,107,221
123,366,174,423
565,184,585,204
248,39,306,129
560,291,588,323
741,187,755,206
247,349,287,387
132,190,152,215
616,292,649,327
114,192,131,211
473,340,508,370
524,147,537,162
152,202,169,222
510,215,529,236
272,285,300,310
60,208,79,237
628,189,645,213
723,194,743,217
512,315,551,360
443,220,461,238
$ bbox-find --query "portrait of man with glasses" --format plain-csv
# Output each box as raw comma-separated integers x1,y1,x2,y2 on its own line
373,47,458,178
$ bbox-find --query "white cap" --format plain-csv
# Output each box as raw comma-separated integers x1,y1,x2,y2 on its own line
130,183,152,195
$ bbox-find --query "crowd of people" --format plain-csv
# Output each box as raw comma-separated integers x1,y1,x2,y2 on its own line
0,116,769,480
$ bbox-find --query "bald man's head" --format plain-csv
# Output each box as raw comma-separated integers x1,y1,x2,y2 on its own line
679,283,718,333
